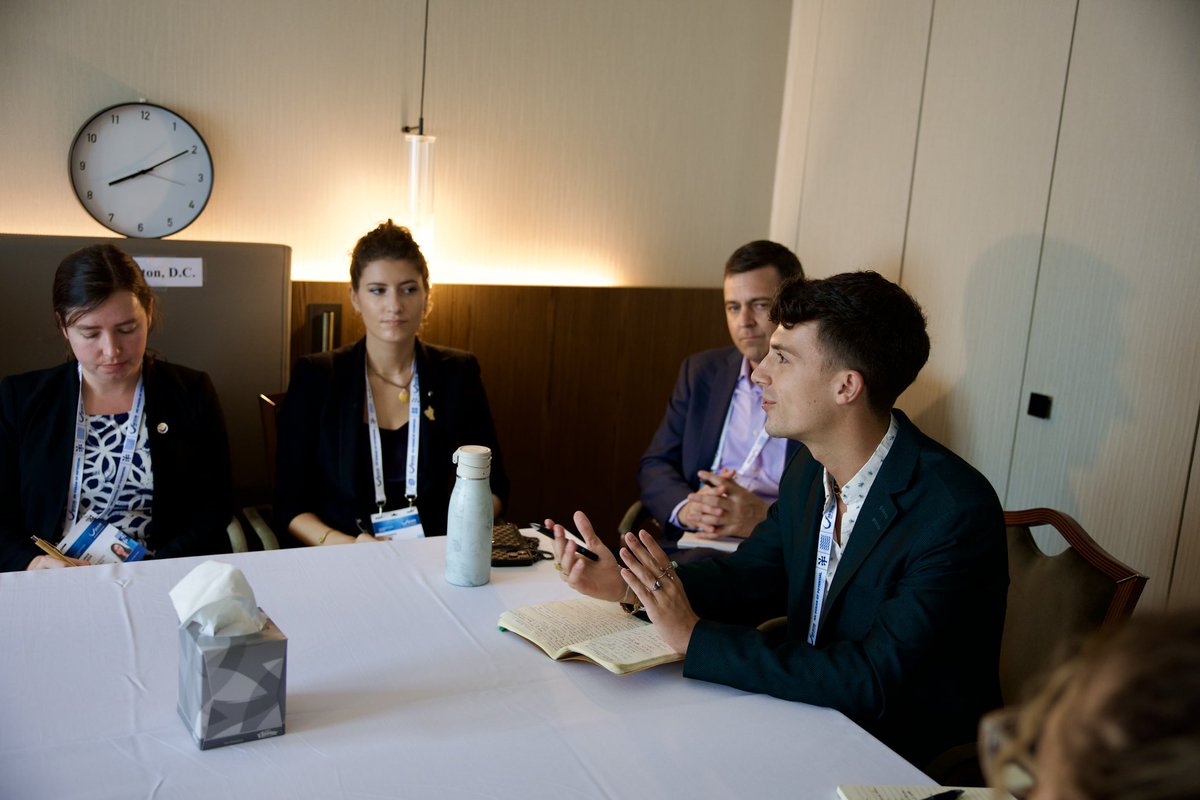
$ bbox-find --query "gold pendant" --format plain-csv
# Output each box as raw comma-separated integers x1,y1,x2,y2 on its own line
398,388,410,404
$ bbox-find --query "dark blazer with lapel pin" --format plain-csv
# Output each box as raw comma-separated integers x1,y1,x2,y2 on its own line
677,410,1008,768
0,357,234,572
274,337,510,540
638,346,802,537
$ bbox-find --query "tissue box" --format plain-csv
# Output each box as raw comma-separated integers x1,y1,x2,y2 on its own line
177,614,287,749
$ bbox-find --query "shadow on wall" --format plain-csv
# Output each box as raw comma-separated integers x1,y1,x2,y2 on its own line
914,234,1130,554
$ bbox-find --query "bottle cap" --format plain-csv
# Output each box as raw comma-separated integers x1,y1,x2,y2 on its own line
452,445,492,478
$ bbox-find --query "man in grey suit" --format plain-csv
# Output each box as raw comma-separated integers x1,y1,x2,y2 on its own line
551,271,1008,769
638,240,803,546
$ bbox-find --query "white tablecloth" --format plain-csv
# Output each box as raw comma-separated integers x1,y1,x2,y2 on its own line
0,538,931,799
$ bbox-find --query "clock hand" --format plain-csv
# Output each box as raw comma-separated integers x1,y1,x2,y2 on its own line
148,172,185,187
108,149,191,186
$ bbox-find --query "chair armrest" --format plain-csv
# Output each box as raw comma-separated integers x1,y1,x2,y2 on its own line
242,506,280,551
226,517,249,553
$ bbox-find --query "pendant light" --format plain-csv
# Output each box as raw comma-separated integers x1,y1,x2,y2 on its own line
403,0,435,243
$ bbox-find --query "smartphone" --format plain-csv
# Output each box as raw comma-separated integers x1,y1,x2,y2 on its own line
528,522,600,562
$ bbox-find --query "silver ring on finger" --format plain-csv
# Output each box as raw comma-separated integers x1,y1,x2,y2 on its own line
651,579,663,591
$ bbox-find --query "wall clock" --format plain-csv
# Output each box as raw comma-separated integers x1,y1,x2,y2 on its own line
68,102,213,238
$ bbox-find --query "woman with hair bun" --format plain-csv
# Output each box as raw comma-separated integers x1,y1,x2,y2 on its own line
275,220,509,546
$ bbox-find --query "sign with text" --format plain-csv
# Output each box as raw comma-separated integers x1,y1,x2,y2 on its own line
134,257,204,287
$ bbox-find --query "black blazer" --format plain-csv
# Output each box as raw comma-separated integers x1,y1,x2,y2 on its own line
678,411,1008,768
638,346,802,535
0,358,234,572
274,338,510,539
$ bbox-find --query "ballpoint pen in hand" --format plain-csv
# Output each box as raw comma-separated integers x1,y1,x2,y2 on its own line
529,522,600,562
30,535,76,566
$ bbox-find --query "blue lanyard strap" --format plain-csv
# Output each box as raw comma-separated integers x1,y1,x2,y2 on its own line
710,393,772,480
365,358,421,510
64,365,145,533
807,490,837,646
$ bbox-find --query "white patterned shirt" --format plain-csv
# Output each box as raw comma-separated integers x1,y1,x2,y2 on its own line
821,414,899,588
74,411,154,546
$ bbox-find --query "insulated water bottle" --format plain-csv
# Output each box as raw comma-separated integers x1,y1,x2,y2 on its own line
444,445,493,586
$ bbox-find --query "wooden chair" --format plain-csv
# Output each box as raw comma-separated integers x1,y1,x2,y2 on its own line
231,392,286,552
617,500,656,538
999,507,1147,705
258,392,285,492
928,507,1148,784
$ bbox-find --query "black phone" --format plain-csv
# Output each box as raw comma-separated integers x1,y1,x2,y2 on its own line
528,522,600,562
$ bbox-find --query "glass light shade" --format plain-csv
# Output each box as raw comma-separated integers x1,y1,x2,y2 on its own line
405,133,436,242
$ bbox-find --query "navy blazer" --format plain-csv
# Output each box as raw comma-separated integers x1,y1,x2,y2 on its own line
638,346,801,535
274,338,510,540
678,411,1008,768
0,358,234,572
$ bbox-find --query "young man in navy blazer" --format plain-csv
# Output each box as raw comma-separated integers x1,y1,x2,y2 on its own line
551,271,1008,769
638,240,804,546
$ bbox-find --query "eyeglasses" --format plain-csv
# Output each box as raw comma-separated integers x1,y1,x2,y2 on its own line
978,706,1038,799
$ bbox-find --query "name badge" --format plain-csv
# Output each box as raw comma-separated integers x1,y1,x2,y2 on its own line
371,506,424,540
59,516,147,564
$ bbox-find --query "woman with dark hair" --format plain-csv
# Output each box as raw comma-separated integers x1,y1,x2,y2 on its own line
275,220,509,545
0,243,233,571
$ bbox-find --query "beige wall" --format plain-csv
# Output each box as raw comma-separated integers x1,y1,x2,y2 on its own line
773,0,1200,610
0,0,791,286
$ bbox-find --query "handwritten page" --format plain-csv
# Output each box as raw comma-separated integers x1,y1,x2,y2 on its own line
499,598,646,657
836,787,1002,800
571,624,677,671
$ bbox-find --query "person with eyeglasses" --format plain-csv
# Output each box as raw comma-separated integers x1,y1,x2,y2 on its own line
980,609,1200,800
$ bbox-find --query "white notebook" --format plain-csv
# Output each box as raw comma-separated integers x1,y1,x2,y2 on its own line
676,530,742,552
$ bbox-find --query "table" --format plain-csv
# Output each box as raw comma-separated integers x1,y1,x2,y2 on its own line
0,538,932,799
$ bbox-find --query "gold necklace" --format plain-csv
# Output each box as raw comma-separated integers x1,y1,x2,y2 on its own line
368,363,412,403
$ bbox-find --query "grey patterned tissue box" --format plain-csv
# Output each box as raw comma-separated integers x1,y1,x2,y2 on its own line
177,614,287,749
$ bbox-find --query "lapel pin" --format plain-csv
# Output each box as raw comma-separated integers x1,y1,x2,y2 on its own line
156,422,169,434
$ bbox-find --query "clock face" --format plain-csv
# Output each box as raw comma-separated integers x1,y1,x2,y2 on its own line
69,102,213,238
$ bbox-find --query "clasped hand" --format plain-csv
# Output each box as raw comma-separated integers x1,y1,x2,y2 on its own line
546,510,699,654
678,468,768,539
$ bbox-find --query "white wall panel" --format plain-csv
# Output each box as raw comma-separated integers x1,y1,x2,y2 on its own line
1170,416,1200,609
899,0,1076,494
1007,0,1200,609
0,0,791,287
790,0,932,280
770,0,822,247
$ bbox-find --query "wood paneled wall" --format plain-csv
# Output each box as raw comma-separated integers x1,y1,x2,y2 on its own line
290,282,728,547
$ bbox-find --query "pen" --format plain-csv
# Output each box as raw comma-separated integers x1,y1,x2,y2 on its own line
528,522,600,562
922,790,964,800
30,535,75,566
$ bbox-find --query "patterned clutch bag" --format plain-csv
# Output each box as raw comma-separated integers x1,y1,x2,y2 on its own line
491,522,551,567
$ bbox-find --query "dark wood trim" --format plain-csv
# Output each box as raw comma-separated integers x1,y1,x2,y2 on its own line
290,282,729,546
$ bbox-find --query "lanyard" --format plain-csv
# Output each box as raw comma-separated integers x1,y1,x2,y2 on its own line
807,490,837,646
365,358,421,511
64,365,145,533
710,394,772,480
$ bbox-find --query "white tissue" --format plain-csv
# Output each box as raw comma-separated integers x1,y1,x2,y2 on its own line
170,561,267,637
